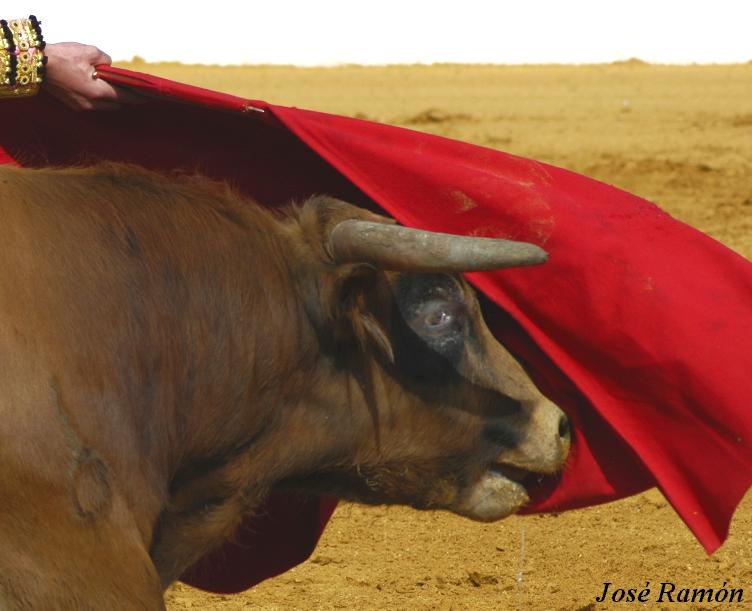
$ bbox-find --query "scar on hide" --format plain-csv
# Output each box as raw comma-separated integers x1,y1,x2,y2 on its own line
124,224,143,258
50,377,113,521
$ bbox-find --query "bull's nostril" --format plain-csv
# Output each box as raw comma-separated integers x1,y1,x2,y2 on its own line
558,414,570,441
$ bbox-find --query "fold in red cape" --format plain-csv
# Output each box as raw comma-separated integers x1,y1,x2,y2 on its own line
1,67,750,592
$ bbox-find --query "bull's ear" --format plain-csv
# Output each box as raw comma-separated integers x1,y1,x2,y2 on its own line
296,195,395,363
329,264,395,365
355,311,394,364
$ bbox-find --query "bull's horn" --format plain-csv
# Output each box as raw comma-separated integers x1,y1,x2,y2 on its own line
328,220,548,272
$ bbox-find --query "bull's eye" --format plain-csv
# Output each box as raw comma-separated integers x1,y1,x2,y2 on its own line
392,275,468,375
423,303,453,329
414,299,464,338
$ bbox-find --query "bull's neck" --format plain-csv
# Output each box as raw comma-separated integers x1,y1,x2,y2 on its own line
156,211,318,472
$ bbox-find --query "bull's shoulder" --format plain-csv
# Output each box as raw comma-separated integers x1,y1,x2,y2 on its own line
1,162,289,239
3,162,238,208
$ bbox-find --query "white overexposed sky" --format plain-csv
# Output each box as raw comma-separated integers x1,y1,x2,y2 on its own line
18,1,752,65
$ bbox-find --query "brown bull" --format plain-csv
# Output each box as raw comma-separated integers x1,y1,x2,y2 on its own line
0,163,569,609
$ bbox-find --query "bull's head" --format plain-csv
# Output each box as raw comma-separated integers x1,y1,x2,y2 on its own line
278,196,569,521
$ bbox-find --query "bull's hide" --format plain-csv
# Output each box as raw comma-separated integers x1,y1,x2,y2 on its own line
1,66,750,593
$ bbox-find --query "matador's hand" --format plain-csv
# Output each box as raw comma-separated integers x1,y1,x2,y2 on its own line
44,42,142,110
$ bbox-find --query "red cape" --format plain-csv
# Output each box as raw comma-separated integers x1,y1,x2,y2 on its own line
1,67,750,592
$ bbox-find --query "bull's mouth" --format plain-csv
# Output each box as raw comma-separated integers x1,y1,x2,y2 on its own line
452,463,536,522
491,463,530,484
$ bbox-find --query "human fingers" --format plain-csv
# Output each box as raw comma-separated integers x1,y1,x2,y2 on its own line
91,70,146,104
90,48,112,66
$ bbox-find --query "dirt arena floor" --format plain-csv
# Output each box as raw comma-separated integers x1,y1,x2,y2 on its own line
118,61,752,610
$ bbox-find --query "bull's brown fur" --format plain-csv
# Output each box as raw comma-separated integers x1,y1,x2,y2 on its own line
0,163,568,610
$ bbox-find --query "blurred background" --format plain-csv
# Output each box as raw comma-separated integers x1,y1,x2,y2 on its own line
35,0,752,65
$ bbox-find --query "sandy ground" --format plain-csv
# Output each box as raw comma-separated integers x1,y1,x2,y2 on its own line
116,62,752,610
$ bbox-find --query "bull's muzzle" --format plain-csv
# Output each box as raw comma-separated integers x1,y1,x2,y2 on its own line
453,399,570,522
501,398,571,475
